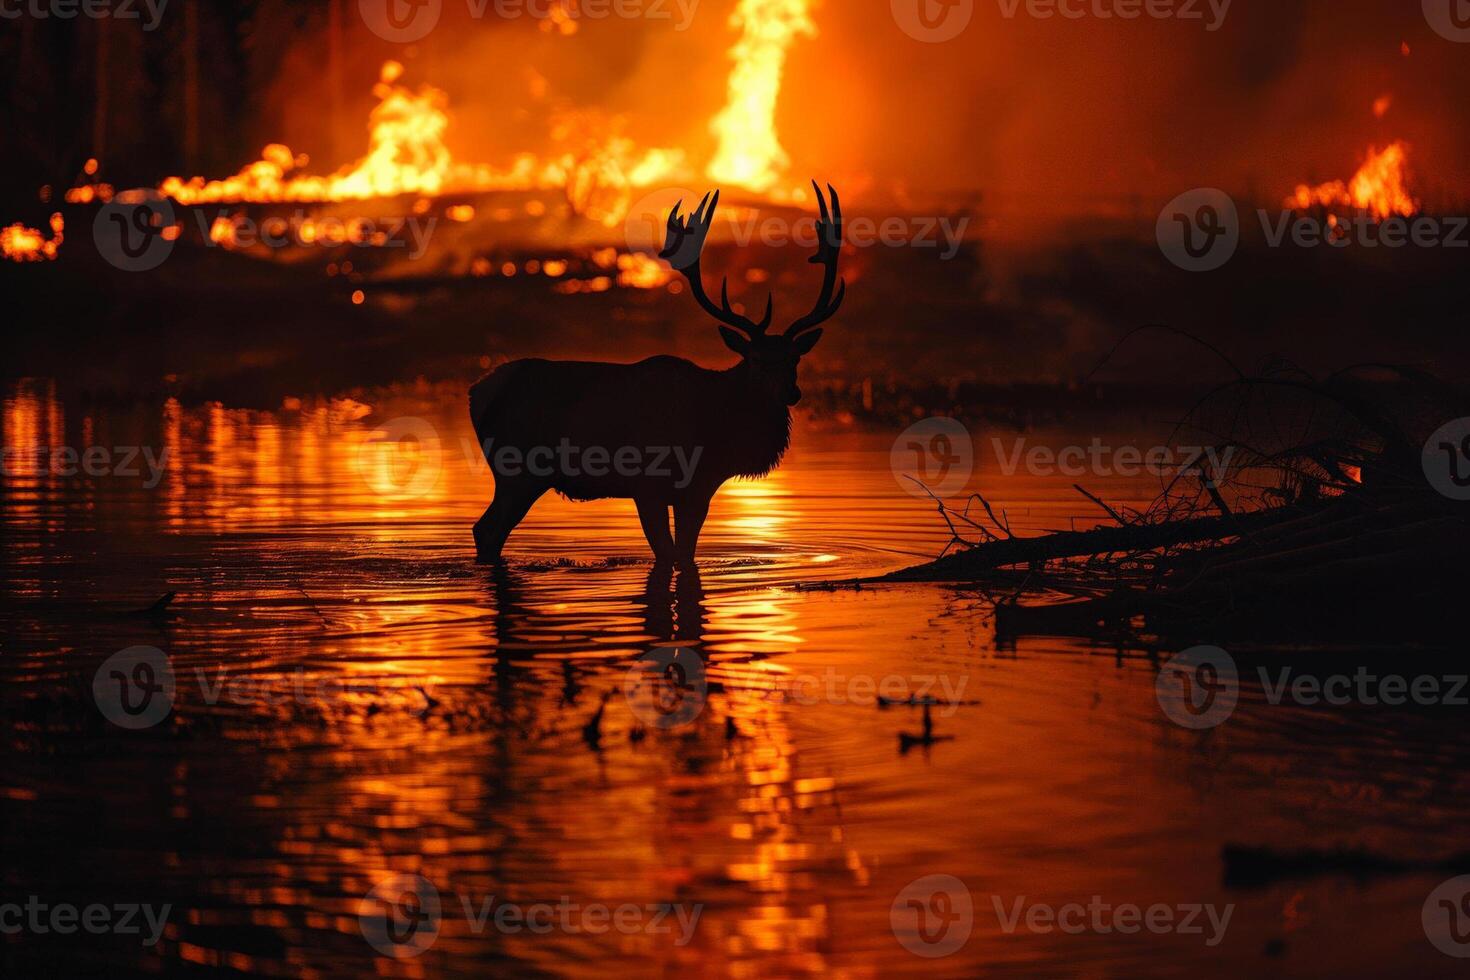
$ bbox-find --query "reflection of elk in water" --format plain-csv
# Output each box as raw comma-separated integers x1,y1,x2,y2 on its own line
470,183,847,566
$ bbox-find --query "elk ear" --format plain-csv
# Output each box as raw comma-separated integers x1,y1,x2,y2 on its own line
791,329,824,355
719,327,751,356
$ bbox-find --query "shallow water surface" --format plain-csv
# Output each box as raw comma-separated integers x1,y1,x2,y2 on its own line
3,381,1468,977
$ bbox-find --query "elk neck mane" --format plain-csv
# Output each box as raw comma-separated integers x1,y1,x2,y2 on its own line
713,360,793,479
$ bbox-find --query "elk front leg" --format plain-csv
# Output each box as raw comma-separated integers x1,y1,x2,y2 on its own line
475,479,545,562
673,495,711,568
635,498,675,565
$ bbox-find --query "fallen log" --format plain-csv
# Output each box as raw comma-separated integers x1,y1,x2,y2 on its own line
1222,844,1470,889
996,518,1469,644
851,504,1308,584
1188,516,1463,584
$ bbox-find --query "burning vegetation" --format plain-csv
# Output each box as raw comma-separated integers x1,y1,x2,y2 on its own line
1287,141,1418,221
1,213,64,263
122,1,827,224
9,0,833,265
154,60,683,228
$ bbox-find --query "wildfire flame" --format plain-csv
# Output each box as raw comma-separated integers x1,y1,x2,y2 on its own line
707,0,816,192
1,213,64,262
157,61,681,225
19,11,823,265
1288,141,1417,220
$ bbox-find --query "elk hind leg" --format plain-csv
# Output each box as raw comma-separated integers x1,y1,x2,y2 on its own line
673,496,711,568
636,498,675,565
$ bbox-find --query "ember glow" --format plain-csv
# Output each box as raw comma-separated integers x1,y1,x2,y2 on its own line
157,61,682,225
1,213,63,262
1288,141,1417,221
707,0,816,192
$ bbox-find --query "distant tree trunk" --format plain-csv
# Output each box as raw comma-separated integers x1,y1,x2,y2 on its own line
93,22,109,163
184,0,199,172
328,0,344,165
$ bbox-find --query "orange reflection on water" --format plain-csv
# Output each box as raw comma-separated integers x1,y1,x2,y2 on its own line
720,478,791,537
18,382,1452,976
3,379,65,531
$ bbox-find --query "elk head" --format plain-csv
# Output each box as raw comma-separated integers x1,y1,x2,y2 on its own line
660,182,845,406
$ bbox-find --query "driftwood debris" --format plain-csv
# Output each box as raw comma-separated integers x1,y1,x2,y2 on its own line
868,505,1304,583
1222,843,1470,889
835,356,1470,646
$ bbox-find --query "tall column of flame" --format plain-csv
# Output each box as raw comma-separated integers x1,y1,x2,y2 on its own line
706,0,816,193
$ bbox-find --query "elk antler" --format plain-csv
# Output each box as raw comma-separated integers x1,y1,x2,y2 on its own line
660,190,773,337
785,182,845,338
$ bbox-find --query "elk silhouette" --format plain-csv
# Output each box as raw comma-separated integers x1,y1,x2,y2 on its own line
469,183,846,565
